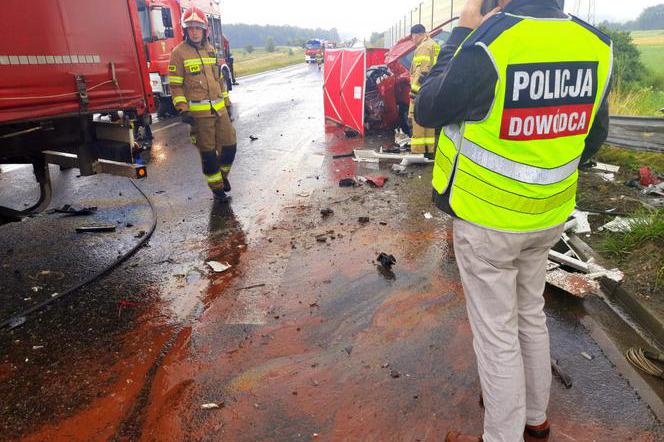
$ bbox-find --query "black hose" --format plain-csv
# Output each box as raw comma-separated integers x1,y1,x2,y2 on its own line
1,179,157,331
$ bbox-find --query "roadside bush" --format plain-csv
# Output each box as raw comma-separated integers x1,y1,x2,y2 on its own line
266,37,275,53
601,26,645,85
288,48,294,56
245,45,254,54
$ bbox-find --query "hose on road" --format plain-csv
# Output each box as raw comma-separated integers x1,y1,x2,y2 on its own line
0,179,157,331
626,347,664,379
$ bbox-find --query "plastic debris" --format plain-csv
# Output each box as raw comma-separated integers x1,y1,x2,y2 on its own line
249,135,259,141
593,162,620,173
207,261,231,273
581,352,593,361
424,212,433,220
358,216,370,224
571,210,591,234
640,167,661,187
358,175,387,188
599,217,642,233
320,208,334,217
201,403,222,410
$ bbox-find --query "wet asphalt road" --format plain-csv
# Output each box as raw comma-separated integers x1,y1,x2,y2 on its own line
0,63,663,441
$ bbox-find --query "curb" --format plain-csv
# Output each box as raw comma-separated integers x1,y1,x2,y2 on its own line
568,234,664,348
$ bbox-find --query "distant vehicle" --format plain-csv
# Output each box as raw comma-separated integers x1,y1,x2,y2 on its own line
364,19,457,133
136,0,236,119
305,39,324,64
0,0,154,217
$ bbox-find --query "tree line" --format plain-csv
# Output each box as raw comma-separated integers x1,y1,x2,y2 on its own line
599,4,664,31
222,24,340,48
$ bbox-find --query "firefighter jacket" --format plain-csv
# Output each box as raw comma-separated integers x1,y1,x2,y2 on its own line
410,36,440,98
415,0,612,233
168,41,230,117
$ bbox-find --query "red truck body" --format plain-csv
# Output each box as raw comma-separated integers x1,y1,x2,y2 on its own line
0,0,154,125
138,0,234,116
0,0,152,215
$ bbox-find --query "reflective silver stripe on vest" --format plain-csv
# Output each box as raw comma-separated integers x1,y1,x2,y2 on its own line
460,138,580,185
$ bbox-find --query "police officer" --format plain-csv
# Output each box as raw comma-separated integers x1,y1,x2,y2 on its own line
415,0,611,440
408,24,440,157
168,6,237,202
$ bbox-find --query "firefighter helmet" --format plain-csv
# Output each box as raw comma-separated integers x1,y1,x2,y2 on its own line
182,7,209,30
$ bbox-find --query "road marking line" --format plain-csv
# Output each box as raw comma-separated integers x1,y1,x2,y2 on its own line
153,122,182,134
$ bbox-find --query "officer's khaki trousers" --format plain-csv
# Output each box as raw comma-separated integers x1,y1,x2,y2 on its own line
453,219,564,442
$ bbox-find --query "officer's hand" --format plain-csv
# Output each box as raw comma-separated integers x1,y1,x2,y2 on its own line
180,111,195,126
459,0,501,30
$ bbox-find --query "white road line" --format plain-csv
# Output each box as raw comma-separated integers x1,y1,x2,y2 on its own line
152,122,182,134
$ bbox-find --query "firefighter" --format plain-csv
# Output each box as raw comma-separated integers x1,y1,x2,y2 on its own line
168,6,237,202
408,24,440,158
415,0,612,440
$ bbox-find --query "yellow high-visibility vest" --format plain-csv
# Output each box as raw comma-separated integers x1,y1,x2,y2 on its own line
432,14,613,232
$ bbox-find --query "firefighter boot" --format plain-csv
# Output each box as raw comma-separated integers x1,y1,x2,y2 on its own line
525,421,551,440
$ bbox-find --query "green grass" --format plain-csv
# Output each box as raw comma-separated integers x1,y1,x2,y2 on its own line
596,146,664,174
233,46,304,77
601,209,664,288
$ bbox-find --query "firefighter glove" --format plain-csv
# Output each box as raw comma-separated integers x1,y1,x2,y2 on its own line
180,111,195,126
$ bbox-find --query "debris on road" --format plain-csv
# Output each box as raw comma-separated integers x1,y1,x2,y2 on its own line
320,208,334,217
51,205,98,216
581,352,594,361
640,167,661,187
353,148,433,167
551,359,573,389
207,261,232,273
338,177,358,188
377,252,396,270
76,224,117,233
390,369,401,378
249,135,259,141
200,402,223,410
359,175,387,188
332,152,355,159
571,210,592,234
358,216,370,224
424,212,433,220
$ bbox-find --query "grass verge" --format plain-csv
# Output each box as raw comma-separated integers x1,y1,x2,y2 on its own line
233,46,304,77
600,209,664,290
595,145,664,174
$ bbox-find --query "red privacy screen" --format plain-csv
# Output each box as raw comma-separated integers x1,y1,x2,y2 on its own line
324,49,367,135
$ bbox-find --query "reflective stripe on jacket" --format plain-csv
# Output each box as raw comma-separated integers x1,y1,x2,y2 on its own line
168,41,229,116
410,36,440,94
432,14,612,232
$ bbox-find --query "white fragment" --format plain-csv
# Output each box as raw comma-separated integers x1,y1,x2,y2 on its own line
581,352,593,361
32,346,44,350
599,217,642,233
207,261,231,273
597,172,615,182
593,162,620,173
201,403,221,410
572,210,592,235
424,212,433,220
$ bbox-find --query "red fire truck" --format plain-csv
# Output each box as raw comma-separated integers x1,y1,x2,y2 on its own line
137,0,236,118
0,0,154,217
305,39,324,64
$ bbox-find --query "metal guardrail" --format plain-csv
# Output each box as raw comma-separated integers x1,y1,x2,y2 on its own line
607,116,664,153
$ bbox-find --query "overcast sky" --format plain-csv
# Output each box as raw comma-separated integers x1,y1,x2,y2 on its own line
222,1,664,38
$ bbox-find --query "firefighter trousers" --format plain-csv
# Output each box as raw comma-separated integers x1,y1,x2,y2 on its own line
409,101,435,155
190,109,237,191
452,219,565,442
